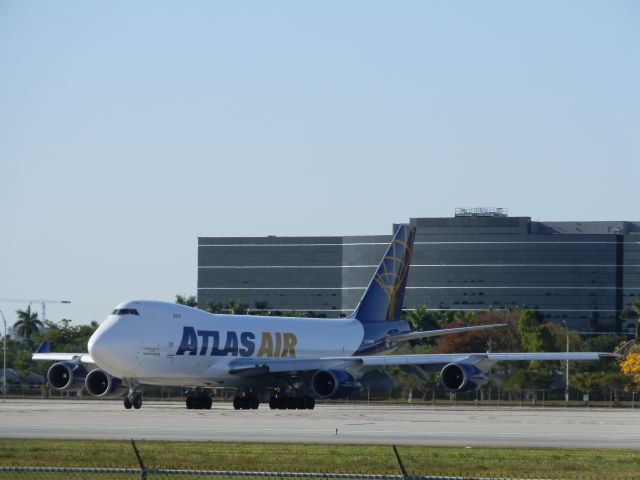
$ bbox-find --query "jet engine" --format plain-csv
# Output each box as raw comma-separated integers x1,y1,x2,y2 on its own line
440,363,488,393
47,362,86,392
311,369,359,399
85,368,126,398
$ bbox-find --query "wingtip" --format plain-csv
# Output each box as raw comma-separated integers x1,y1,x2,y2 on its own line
613,339,637,357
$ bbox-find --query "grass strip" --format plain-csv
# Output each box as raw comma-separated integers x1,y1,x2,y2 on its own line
0,439,639,479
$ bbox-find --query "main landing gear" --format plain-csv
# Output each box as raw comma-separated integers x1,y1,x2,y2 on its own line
233,393,260,410
185,389,212,410
124,387,142,410
269,396,315,410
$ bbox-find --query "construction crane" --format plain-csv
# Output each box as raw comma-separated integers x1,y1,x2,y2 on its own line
0,299,71,323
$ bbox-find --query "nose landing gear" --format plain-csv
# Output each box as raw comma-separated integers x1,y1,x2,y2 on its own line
124,386,143,410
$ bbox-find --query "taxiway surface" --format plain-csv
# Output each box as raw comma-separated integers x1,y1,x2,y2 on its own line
1,400,638,448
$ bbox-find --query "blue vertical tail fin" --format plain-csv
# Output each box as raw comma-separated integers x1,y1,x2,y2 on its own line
350,224,416,322
35,341,51,354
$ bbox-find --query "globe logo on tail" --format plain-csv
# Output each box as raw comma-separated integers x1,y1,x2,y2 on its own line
372,226,415,321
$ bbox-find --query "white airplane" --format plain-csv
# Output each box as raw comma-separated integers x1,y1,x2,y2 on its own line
33,225,632,410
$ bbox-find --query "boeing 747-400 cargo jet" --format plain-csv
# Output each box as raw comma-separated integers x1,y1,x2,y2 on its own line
33,225,633,410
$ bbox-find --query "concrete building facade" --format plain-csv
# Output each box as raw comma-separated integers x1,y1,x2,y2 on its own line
198,210,640,332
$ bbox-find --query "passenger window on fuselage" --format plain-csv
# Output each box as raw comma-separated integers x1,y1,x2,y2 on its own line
111,309,140,316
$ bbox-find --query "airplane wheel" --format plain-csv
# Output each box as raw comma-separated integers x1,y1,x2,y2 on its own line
124,397,132,410
186,396,193,409
205,396,213,410
269,397,277,409
233,396,241,410
250,395,260,409
133,396,142,409
306,397,315,410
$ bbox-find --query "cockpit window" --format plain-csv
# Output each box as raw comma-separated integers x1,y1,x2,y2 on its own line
111,309,140,316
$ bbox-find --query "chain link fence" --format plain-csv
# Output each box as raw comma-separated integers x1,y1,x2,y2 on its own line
1,466,616,480
0,464,634,480
1,441,638,480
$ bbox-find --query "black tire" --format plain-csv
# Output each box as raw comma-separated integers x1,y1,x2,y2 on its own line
133,396,142,409
306,396,315,410
233,396,241,410
124,397,132,410
205,396,212,410
269,397,277,409
251,395,260,409
186,396,193,409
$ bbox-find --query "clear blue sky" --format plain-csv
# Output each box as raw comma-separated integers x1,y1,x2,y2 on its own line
1,1,638,326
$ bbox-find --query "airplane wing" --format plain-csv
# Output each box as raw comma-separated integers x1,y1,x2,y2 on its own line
227,340,634,378
32,352,95,364
386,323,508,343
31,341,95,364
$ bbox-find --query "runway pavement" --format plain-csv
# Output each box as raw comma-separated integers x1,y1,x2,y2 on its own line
1,399,639,448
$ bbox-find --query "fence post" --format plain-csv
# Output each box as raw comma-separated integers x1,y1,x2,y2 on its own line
131,439,147,480
392,445,407,479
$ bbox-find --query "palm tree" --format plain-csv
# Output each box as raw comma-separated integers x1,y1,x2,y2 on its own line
175,294,197,307
14,306,43,343
403,305,438,331
227,300,248,315
205,301,223,314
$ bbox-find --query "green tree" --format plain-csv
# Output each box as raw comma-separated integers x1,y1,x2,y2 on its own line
517,310,556,352
226,300,248,315
13,306,43,344
573,335,625,374
13,344,37,379
402,306,440,345
503,368,553,391
205,301,223,314
545,321,584,353
175,295,197,307
571,371,608,397
254,301,270,311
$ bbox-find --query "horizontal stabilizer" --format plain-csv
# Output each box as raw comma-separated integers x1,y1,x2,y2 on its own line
386,323,508,343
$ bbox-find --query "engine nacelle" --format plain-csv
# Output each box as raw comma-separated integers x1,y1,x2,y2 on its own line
47,362,86,392
311,369,359,399
440,363,488,393
85,368,126,398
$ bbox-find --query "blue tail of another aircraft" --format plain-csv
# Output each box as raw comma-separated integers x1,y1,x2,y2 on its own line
35,341,51,354
350,224,416,322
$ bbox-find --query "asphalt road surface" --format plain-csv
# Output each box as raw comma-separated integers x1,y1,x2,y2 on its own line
1,400,639,448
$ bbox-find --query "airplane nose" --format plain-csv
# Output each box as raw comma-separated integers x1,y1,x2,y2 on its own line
88,327,107,363
88,316,119,367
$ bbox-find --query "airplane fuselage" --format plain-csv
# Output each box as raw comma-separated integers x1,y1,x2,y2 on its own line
88,301,366,387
